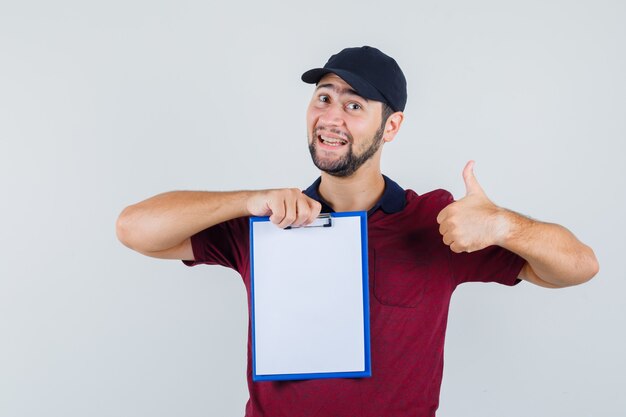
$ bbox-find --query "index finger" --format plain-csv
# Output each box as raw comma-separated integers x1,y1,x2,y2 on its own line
436,207,448,224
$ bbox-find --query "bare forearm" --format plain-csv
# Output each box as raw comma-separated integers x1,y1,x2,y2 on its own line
116,190,251,252
437,161,599,288
497,209,599,287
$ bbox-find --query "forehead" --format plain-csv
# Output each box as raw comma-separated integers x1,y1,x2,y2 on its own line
315,73,363,98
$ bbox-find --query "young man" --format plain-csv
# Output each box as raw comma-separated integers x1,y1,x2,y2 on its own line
116,46,599,416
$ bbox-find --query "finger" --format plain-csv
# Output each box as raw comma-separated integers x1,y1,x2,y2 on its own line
438,223,448,237
304,199,322,225
278,197,297,228
293,198,311,227
442,233,454,246
449,241,463,253
463,160,484,196
268,198,286,225
436,208,448,224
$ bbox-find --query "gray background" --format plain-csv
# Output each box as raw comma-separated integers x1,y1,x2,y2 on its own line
1,1,624,416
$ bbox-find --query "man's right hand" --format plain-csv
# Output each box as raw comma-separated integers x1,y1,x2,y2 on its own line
117,188,323,260
246,189,323,229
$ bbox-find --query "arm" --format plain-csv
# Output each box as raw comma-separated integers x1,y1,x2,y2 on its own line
497,211,598,288
437,161,599,288
116,189,322,258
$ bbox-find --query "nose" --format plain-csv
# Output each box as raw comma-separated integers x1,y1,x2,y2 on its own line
318,103,345,127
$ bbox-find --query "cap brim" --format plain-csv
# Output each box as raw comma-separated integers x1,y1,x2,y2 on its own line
301,67,387,104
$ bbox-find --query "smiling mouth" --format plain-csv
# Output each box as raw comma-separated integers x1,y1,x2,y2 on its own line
318,135,349,147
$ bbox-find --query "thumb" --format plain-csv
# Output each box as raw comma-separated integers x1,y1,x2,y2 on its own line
463,160,484,196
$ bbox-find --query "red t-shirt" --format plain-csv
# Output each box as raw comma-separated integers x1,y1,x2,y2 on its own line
183,180,525,417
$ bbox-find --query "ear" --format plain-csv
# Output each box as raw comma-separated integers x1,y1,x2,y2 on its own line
383,111,404,143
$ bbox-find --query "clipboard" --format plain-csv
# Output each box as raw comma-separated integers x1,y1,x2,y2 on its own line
249,211,371,382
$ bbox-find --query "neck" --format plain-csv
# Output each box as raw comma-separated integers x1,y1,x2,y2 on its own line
318,167,385,213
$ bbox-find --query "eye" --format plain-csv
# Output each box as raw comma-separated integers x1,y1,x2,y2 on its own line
347,102,362,110
318,94,329,103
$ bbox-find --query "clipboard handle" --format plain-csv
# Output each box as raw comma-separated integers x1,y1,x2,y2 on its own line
285,213,332,229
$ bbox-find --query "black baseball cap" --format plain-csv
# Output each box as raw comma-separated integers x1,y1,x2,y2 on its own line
301,46,407,112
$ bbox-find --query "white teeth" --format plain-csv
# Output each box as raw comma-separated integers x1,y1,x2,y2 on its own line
320,135,347,145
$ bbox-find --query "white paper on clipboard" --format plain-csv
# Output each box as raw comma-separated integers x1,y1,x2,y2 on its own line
249,211,371,381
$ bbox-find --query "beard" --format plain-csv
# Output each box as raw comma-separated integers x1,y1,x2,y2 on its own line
308,123,385,178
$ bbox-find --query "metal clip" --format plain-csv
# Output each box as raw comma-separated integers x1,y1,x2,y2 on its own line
285,213,332,229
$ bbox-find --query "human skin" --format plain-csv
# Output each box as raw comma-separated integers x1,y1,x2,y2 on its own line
437,160,599,287
116,73,598,287
116,73,404,255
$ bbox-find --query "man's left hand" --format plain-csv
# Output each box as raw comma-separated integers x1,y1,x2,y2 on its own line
436,161,509,253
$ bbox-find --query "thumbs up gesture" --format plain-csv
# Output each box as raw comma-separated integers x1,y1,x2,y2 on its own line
436,161,509,253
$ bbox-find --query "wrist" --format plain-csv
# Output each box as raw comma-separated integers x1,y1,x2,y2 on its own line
490,207,510,247
244,189,269,217
492,208,532,248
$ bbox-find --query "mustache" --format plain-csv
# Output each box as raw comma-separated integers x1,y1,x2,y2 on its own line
314,126,353,143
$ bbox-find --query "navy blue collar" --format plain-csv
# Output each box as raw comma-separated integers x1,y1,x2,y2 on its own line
303,175,406,216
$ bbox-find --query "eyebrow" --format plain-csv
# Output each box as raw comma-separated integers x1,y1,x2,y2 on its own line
315,83,369,102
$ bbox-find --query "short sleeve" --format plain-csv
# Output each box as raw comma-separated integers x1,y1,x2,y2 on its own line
430,188,526,287
181,216,249,275
450,245,526,286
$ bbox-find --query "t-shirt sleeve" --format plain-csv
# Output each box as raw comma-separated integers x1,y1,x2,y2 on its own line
431,189,526,287
181,216,249,275
450,246,526,286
